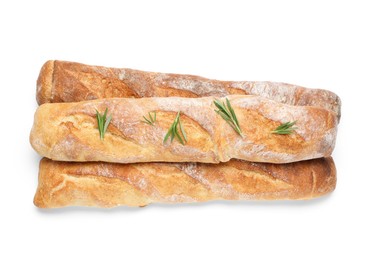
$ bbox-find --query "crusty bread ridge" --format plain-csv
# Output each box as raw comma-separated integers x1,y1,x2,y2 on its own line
34,157,336,208
30,96,337,164
36,60,341,120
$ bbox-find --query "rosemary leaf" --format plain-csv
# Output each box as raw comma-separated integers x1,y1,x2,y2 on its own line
163,128,172,143
164,111,187,145
141,112,157,126
170,125,175,142
103,107,108,119
214,98,243,137
272,121,297,135
104,114,112,134
175,127,184,144
226,98,239,126
216,110,231,122
179,119,187,141
143,116,152,124
96,108,112,140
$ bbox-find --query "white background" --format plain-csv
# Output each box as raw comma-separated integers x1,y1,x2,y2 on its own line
1,0,375,259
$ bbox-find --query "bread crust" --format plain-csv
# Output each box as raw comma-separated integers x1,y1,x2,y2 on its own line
36,60,54,105
36,60,341,120
34,157,336,208
30,96,338,164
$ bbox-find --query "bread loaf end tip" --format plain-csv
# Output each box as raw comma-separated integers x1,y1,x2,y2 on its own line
36,60,54,105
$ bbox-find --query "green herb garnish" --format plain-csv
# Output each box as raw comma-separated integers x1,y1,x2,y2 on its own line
141,112,157,126
272,121,297,135
214,98,243,137
96,108,112,140
163,111,187,145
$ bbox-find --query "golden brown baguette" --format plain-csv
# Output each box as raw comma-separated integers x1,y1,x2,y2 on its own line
36,60,341,120
30,95,337,164
34,157,336,208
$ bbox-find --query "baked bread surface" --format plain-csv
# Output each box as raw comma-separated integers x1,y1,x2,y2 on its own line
34,157,336,208
30,96,338,164
37,60,341,120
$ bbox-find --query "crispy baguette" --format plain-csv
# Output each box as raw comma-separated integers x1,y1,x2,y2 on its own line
30,96,337,164
34,157,336,208
36,60,341,120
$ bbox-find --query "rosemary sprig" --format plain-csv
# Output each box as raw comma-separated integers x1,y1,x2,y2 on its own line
142,112,156,126
214,98,243,137
272,121,297,135
163,111,187,145
96,108,112,140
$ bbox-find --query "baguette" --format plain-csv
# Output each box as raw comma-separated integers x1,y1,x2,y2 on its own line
30,96,337,164
36,60,341,120
34,157,336,208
